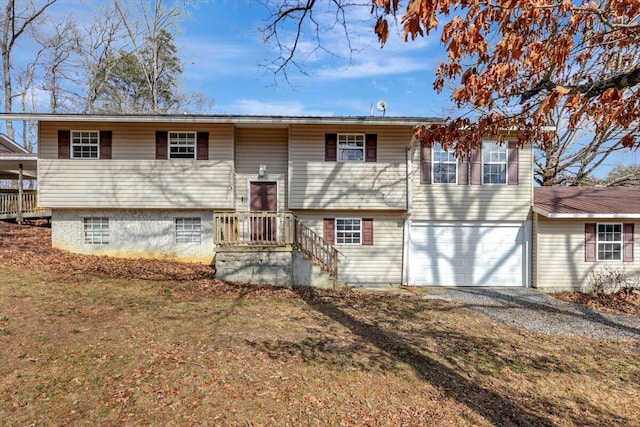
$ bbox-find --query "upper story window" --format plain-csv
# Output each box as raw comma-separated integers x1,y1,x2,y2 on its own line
482,141,507,184
432,145,457,184
597,223,622,261
72,131,99,159
338,134,365,162
169,132,196,159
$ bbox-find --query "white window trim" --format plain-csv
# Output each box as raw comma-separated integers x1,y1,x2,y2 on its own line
337,133,365,163
175,217,202,244
596,223,623,261
71,130,100,159
335,218,362,245
168,131,197,160
481,140,507,185
83,217,109,244
432,145,458,184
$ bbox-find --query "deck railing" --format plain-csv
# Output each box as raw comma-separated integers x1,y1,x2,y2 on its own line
0,193,50,219
214,211,339,279
293,219,338,278
214,211,295,246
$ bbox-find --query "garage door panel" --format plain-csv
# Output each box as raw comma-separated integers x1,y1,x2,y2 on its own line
410,223,525,287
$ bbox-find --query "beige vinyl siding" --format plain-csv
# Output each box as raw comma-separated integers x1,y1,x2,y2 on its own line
38,121,234,209
411,143,533,221
234,128,288,211
294,211,405,285
289,125,410,210
535,217,640,290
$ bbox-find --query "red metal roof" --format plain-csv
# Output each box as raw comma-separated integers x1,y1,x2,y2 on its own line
534,186,640,217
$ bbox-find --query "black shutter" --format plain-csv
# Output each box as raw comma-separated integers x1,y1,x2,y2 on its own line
58,130,70,159
323,218,335,244
365,134,377,162
508,141,519,185
585,223,596,262
197,132,209,160
325,133,337,161
100,131,112,159
156,131,168,160
362,219,374,245
420,142,432,184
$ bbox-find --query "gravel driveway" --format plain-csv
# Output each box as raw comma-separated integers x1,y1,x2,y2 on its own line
423,288,640,341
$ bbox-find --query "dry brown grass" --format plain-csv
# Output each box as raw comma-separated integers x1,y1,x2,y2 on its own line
1,221,640,426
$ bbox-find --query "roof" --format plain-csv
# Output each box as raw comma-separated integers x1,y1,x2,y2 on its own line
0,113,444,128
534,186,640,219
0,152,37,180
0,133,29,154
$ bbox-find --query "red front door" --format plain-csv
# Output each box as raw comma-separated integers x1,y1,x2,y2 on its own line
250,182,277,241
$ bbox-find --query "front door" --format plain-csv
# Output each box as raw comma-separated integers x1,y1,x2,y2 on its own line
250,182,277,241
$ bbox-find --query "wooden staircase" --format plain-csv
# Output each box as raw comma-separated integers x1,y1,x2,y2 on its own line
214,211,340,287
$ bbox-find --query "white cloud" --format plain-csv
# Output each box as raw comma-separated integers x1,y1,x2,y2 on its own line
215,99,334,116
316,56,432,79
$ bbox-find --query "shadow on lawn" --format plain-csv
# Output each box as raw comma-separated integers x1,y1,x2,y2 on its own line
285,288,557,427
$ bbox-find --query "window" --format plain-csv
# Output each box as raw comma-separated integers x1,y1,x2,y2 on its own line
482,141,507,184
597,223,622,261
432,145,457,184
169,132,196,159
72,131,99,159
83,217,109,244
338,134,365,162
336,218,361,245
175,218,201,244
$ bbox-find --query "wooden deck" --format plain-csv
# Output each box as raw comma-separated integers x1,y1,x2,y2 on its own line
0,193,51,221
214,211,339,280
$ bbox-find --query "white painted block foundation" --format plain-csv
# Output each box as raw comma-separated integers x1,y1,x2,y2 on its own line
51,209,214,264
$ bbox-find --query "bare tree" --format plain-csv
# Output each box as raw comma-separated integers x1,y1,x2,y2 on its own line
114,0,187,113
601,164,640,187
0,0,57,138
259,0,362,84
35,18,81,113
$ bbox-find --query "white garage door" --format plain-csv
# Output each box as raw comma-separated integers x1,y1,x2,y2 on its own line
409,223,525,286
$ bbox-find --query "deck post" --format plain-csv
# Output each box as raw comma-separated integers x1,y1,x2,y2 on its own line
17,163,24,224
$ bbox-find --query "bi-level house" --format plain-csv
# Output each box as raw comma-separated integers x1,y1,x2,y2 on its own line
33,114,534,288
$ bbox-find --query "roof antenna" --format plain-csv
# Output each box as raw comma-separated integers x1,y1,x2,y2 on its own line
376,100,387,117
370,103,374,116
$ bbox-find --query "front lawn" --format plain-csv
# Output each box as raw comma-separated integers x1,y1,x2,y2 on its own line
1,221,639,425
1,265,639,426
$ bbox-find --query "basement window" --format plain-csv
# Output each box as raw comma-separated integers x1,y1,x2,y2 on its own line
175,218,202,244
83,217,109,244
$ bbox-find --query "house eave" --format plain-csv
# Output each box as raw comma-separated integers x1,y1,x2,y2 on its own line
533,206,640,219
0,112,444,128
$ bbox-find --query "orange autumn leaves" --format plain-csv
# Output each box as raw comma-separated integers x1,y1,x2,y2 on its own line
372,0,640,150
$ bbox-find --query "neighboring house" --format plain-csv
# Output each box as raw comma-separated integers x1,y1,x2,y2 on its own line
32,114,533,287
0,133,41,222
533,187,640,291
0,133,36,181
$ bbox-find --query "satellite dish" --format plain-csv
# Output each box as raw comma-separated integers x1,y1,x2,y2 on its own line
376,100,387,116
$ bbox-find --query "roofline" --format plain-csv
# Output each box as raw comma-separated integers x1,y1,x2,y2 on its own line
0,153,37,161
0,112,444,127
0,133,29,153
533,206,640,219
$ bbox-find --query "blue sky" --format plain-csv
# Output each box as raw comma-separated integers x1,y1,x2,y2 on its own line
174,1,451,117
12,1,640,173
